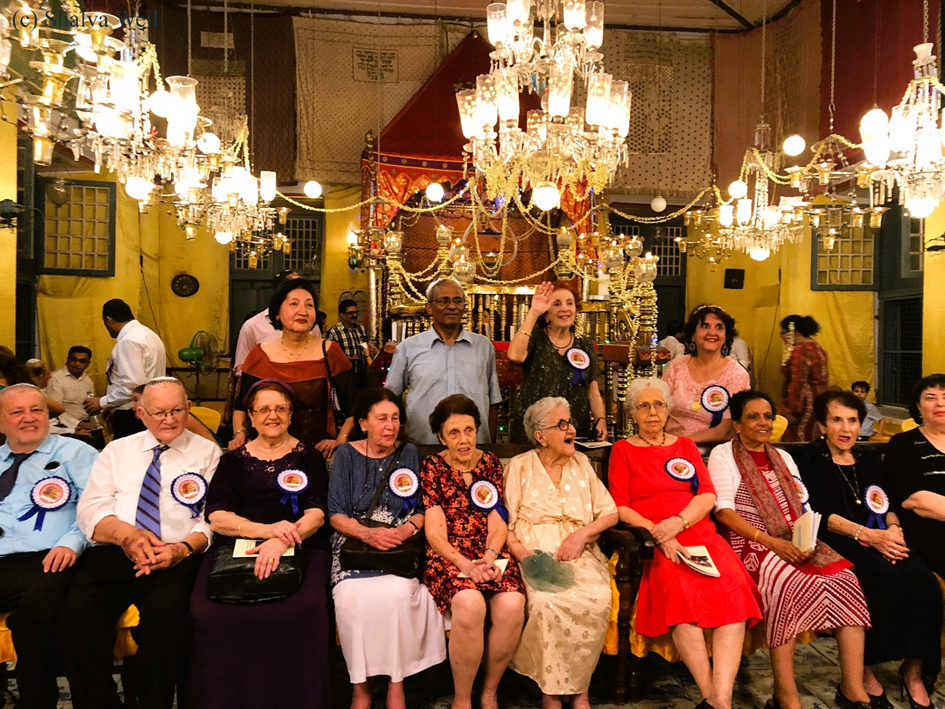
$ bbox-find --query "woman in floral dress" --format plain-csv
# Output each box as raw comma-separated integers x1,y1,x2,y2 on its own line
421,394,526,709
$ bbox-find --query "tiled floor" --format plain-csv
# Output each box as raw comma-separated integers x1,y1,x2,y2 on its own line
4,636,944,708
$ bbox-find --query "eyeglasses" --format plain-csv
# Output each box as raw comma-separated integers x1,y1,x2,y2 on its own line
541,418,575,432
342,310,359,317
141,407,187,420
250,406,291,416
634,401,667,413
431,297,466,307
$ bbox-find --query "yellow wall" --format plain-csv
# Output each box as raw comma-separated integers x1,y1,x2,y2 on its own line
0,108,17,348
685,228,876,401
923,201,945,375
319,185,369,331
36,173,230,392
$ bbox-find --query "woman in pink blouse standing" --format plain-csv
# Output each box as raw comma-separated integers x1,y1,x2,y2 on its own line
662,305,750,444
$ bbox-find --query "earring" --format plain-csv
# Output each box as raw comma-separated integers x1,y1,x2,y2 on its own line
687,341,697,354
721,343,731,357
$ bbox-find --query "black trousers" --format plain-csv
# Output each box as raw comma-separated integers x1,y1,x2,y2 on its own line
0,551,76,709
110,409,145,440
831,535,944,671
58,546,201,709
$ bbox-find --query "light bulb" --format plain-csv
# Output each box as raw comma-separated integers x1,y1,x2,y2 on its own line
214,231,233,245
749,247,770,261
147,89,172,117
532,182,560,211
906,195,938,219
782,134,806,157
728,179,748,199
124,176,151,201
650,195,667,213
859,106,890,142
303,180,323,198
196,132,220,154
425,182,444,202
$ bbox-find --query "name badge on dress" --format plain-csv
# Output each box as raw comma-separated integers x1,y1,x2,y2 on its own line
277,470,309,515
171,473,208,518
864,484,889,530
665,457,699,494
700,385,731,428
17,477,72,531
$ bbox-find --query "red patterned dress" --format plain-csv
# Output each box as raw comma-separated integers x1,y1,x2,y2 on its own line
781,340,828,442
722,450,871,648
608,438,762,637
420,452,525,614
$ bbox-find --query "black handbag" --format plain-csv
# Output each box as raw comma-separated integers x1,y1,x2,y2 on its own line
339,444,425,578
208,536,307,604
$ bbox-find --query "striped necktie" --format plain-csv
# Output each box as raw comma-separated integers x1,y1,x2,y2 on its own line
135,445,168,538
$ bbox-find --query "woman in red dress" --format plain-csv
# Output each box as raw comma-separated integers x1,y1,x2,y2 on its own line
421,395,526,709
608,377,762,709
779,315,828,442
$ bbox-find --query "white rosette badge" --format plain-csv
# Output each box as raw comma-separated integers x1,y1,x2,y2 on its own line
277,469,309,515
171,473,209,518
664,457,699,494
864,484,890,530
17,477,72,531
700,385,731,428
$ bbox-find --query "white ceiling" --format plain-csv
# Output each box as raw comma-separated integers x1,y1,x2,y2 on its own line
218,0,798,32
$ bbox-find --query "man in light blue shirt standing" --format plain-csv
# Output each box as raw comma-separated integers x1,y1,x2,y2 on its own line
386,278,502,444
0,383,97,709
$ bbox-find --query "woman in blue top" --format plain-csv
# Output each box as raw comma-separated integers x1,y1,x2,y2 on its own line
328,387,446,709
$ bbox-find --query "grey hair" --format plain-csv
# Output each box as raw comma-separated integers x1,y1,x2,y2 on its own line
625,377,673,412
426,278,465,302
523,396,570,445
0,383,47,409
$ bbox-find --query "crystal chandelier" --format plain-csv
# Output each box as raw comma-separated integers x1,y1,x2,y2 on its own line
456,0,630,208
859,36,945,219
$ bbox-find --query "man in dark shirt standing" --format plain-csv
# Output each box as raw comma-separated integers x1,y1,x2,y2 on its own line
325,299,377,389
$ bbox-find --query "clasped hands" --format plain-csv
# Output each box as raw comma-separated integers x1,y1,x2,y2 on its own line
458,553,504,584
245,520,304,580
362,523,412,551
649,516,691,563
863,525,909,564
120,529,188,577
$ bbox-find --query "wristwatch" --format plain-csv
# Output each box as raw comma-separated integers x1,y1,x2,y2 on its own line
179,540,195,558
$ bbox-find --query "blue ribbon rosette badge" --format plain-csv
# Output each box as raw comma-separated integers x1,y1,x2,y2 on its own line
565,347,591,385
171,473,208,518
700,385,731,428
388,467,420,515
17,477,71,531
864,484,889,530
665,457,699,494
469,480,510,523
277,470,309,515
792,476,811,513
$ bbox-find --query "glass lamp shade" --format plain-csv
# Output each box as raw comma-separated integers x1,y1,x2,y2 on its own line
585,72,612,126
585,1,604,48
782,134,806,157
650,195,667,213
548,60,574,118
494,67,520,121
606,80,630,135
147,89,173,117
260,171,277,202
124,176,152,201
532,181,560,210
475,74,498,130
456,89,480,139
214,231,234,245
563,0,586,30
487,3,509,46
749,247,770,261
425,182,445,202
906,195,938,219
860,106,890,142
728,179,748,199
109,60,141,113
736,198,752,225
506,0,530,25
384,230,404,253
165,76,199,148
197,132,221,154
718,203,735,227
303,180,323,198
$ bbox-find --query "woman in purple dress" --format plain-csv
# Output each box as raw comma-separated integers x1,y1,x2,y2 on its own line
188,379,331,708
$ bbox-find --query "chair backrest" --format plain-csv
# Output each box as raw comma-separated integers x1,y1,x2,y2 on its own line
770,415,789,442
900,417,919,432
190,406,222,433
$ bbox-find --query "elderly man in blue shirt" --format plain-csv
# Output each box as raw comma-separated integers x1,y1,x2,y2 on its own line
386,278,502,444
0,383,97,709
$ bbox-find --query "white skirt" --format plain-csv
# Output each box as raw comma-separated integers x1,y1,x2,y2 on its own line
333,575,447,683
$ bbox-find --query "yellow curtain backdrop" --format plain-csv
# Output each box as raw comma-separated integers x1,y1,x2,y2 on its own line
36,172,230,393
685,229,876,403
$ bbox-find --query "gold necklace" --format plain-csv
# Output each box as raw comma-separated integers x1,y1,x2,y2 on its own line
280,335,311,358
834,461,863,505
638,432,666,447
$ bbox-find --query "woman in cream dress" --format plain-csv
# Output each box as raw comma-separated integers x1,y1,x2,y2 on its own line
504,397,618,709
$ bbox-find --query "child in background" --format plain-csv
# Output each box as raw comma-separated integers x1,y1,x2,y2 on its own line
851,380,885,440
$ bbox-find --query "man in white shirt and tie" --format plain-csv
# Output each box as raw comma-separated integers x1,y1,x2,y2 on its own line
62,378,220,709
84,299,166,440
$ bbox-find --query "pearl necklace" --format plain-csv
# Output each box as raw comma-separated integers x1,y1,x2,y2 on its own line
280,335,312,358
